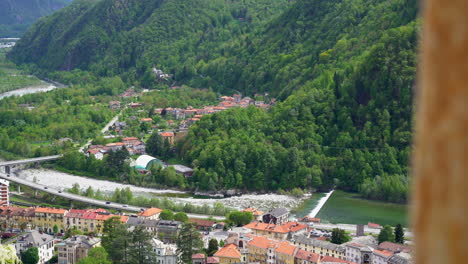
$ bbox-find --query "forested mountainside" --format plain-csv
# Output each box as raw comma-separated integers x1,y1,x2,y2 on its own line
0,0,72,37
8,0,419,202
9,0,292,87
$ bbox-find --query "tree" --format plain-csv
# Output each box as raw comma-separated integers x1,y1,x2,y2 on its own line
160,209,174,220
174,212,188,222
69,183,80,194
146,132,164,157
394,223,404,244
227,211,253,226
176,223,203,264
128,226,156,264
77,247,111,264
21,247,39,264
53,224,58,235
378,225,396,244
331,228,351,244
207,238,218,256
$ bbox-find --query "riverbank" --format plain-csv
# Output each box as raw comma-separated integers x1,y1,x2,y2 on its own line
16,168,306,211
316,190,408,226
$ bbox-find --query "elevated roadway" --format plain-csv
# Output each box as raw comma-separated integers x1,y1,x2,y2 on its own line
0,173,224,220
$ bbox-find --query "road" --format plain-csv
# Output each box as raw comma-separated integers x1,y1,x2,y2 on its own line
309,223,413,238
0,173,224,220
0,155,62,167
79,112,121,153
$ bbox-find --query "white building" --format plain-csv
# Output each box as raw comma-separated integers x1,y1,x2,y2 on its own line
152,238,178,264
15,230,54,264
0,179,9,205
344,242,374,264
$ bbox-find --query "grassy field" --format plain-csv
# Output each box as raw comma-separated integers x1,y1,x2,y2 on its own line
316,190,408,226
0,51,42,94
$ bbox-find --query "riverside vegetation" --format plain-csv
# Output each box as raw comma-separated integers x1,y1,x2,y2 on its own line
6,0,418,204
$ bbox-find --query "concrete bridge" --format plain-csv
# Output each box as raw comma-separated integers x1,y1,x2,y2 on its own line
0,155,62,174
0,172,224,219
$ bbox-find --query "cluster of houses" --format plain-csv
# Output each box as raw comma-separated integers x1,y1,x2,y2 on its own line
0,204,412,264
85,137,146,160
190,208,413,264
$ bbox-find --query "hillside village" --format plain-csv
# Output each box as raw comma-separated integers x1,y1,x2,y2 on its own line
0,203,412,264
84,90,276,174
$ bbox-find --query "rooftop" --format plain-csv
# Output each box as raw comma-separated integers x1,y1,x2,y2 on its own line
243,221,307,234
34,207,67,214
214,244,241,259
138,207,162,217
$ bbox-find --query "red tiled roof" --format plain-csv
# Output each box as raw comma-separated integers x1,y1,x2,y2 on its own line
373,249,394,258
106,142,125,146
214,244,241,259
247,236,277,249
34,207,67,214
321,256,357,263
368,222,381,228
243,208,264,216
192,253,205,259
140,118,153,122
243,221,307,234
122,137,138,141
275,241,297,256
161,132,174,137
295,249,320,262
138,208,162,217
378,242,412,253
206,257,220,264
189,218,215,227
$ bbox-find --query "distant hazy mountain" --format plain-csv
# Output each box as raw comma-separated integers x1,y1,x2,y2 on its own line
0,0,73,37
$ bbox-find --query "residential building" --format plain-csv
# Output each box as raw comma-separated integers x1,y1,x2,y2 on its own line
192,253,206,264
0,206,35,231
243,222,307,241
295,249,320,264
291,234,346,259
126,216,159,233
156,220,183,243
0,179,9,205
246,235,298,264
65,209,124,234
57,235,101,264
160,131,175,144
207,257,221,264
190,219,216,231
34,207,67,233
321,255,357,264
387,252,413,264
214,244,242,263
138,207,162,220
152,238,178,264
262,208,289,225
377,242,412,254
344,243,373,264
243,208,264,222
15,230,54,264
275,241,298,264
169,164,194,177
372,249,393,264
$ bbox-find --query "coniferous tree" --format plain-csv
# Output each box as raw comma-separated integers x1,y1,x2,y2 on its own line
394,224,404,244
176,223,203,264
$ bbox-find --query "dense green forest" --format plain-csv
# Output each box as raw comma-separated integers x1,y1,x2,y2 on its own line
0,0,71,37
7,0,419,203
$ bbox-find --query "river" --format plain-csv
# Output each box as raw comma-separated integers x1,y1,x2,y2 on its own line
15,168,306,211
0,83,59,100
